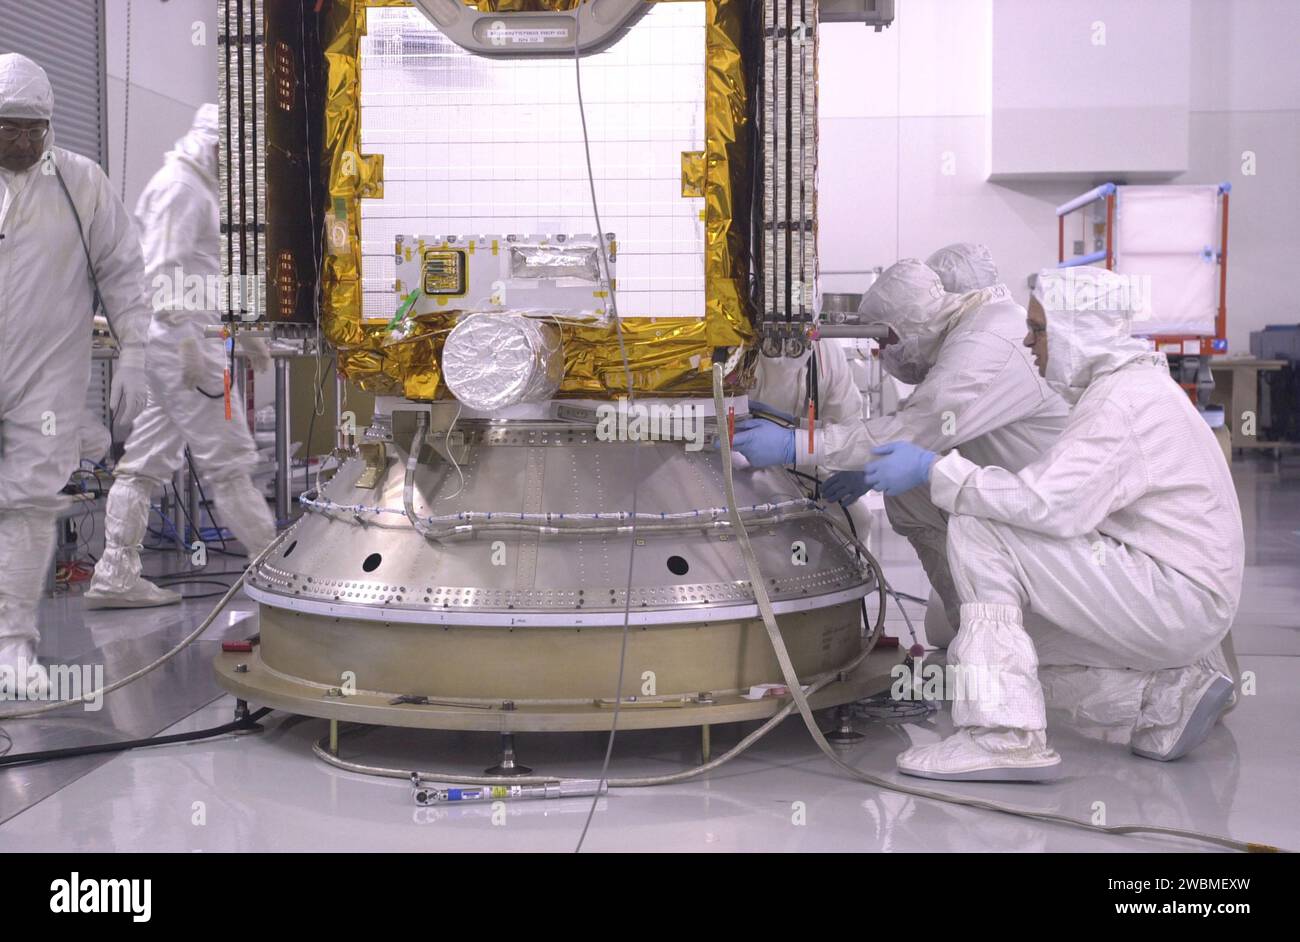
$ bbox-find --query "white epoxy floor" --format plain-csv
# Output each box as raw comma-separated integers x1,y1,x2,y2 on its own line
2,459,1297,852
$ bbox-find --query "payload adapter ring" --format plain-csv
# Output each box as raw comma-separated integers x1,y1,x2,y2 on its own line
216,398,899,732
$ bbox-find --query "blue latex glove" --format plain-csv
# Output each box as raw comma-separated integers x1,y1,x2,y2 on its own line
722,417,796,468
747,398,796,426
822,470,869,505
864,441,938,496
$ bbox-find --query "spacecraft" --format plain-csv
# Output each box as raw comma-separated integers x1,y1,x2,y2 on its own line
213,0,899,754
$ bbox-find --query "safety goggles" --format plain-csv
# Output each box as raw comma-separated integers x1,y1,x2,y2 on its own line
0,122,50,145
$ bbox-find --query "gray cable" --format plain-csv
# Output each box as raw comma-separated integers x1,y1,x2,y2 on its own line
570,5,640,854
401,411,430,539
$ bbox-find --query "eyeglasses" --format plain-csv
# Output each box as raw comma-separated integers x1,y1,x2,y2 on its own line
0,123,50,145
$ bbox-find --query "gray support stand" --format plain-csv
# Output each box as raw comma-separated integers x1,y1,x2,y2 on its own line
170,471,186,552
275,356,291,525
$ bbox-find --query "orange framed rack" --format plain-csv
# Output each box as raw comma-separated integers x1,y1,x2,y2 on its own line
1056,181,1231,400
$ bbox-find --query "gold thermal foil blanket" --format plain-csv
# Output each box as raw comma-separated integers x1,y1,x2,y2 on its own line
322,0,754,398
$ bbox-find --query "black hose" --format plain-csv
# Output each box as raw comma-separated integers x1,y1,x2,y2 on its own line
0,708,272,768
183,448,231,555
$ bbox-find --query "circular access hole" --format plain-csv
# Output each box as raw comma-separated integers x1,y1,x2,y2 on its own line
666,555,689,576
282,540,298,558
362,553,383,573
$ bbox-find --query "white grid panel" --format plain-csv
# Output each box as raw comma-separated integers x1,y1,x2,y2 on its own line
358,3,707,322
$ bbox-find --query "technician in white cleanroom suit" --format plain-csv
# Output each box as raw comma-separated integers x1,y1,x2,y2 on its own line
867,266,1243,780
84,104,277,609
822,259,1070,637
734,244,1002,477
914,242,1003,644
735,246,1004,479
0,54,151,686
739,342,861,468
734,244,1006,475
924,242,999,296
736,342,873,540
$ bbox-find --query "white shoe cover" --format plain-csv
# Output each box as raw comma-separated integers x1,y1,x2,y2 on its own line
896,727,1062,782
89,475,155,596
84,579,181,610
1131,666,1234,762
